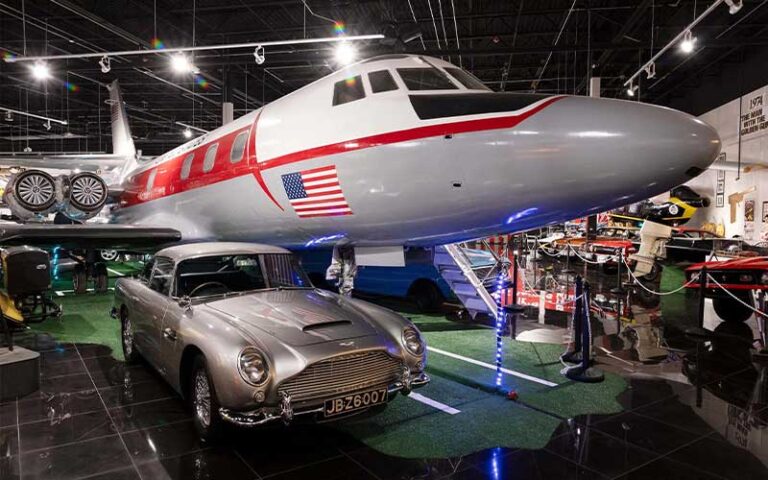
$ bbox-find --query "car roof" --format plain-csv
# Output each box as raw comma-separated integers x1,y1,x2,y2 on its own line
155,242,291,261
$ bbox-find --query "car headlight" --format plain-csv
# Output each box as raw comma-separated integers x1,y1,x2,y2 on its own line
403,327,425,356
238,347,269,386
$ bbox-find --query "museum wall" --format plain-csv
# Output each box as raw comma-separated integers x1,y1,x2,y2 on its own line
683,82,768,240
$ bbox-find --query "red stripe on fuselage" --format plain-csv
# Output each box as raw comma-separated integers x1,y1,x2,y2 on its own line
120,96,564,208
258,96,564,171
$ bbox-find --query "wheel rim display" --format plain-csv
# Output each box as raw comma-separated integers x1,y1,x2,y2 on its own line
69,173,107,210
14,171,56,210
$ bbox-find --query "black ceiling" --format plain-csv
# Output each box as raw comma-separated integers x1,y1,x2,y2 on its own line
1,0,768,156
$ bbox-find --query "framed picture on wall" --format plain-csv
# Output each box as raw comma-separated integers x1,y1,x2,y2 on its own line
717,169,725,181
716,180,725,194
716,194,724,208
762,201,768,223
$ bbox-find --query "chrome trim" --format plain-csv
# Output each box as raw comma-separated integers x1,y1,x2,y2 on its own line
219,372,430,428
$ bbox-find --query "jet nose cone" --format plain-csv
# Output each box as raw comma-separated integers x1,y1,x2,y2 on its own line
626,100,721,177
534,96,721,199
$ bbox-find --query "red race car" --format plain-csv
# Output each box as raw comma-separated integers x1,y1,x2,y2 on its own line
685,257,768,323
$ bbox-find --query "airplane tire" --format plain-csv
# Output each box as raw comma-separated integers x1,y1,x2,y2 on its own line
73,264,87,295
94,263,108,293
713,294,754,323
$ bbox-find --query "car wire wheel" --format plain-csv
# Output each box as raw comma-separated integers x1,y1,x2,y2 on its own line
13,170,56,211
68,173,108,211
122,316,133,357
194,369,212,428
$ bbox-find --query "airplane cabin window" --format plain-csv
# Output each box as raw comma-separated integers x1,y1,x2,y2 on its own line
203,143,218,173
444,67,491,91
230,131,248,163
368,70,398,93
397,68,458,91
332,75,365,106
180,153,194,179
146,169,157,192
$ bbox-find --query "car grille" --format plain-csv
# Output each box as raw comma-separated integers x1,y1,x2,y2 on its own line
278,351,404,403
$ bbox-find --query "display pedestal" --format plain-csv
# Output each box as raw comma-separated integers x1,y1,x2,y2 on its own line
0,347,40,402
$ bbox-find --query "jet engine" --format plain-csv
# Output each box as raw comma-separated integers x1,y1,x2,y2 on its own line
3,170,108,221
59,172,109,221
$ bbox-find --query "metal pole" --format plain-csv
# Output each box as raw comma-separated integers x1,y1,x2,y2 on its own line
698,266,708,329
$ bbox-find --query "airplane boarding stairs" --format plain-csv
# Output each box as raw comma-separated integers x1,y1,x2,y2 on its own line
434,243,510,319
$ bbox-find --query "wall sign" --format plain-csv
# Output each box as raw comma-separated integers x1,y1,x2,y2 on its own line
716,165,725,208
741,91,767,138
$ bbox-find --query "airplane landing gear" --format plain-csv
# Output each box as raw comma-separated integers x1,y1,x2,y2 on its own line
70,250,109,294
326,246,357,297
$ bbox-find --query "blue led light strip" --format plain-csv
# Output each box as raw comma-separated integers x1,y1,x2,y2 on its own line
494,270,506,387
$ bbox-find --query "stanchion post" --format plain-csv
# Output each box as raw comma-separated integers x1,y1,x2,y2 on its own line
561,276,583,364
697,266,707,329
564,280,604,382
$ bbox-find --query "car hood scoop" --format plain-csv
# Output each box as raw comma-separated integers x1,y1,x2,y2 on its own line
205,289,378,346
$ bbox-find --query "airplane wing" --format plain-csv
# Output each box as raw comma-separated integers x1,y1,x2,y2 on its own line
0,224,182,251
0,153,127,172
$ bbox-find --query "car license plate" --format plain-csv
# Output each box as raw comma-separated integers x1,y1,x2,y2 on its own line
324,388,388,417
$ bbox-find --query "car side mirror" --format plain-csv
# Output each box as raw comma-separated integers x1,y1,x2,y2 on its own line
178,295,192,312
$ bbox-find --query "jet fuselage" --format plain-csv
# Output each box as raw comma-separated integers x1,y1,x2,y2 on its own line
113,55,721,248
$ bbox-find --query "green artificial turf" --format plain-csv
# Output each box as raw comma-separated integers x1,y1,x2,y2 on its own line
30,266,628,459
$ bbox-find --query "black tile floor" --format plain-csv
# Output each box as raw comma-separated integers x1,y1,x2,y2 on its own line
1,334,767,480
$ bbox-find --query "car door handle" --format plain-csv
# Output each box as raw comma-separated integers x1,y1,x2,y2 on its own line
163,328,177,341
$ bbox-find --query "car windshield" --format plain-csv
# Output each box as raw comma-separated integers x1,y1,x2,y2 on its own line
175,253,312,298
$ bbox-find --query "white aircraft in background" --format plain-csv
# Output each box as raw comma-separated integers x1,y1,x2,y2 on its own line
0,54,720,291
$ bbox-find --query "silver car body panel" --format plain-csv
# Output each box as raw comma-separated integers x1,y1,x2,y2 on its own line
114,243,428,421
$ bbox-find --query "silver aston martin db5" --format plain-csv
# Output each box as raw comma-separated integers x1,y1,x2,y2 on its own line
111,242,429,439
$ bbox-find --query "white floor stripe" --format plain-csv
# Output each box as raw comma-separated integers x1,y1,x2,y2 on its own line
107,268,125,277
55,287,115,296
427,346,558,387
408,392,461,415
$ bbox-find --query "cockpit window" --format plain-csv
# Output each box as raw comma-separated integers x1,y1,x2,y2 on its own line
397,68,458,91
444,67,491,91
368,70,398,93
333,76,365,106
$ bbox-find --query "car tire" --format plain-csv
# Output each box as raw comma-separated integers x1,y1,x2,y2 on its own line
189,355,225,442
121,309,141,364
94,263,108,293
100,249,119,262
409,280,444,313
713,294,754,323
73,264,87,294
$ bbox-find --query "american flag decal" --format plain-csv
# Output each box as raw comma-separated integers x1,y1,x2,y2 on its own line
281,165,353,218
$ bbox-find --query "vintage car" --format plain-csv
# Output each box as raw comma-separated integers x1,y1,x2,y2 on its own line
685,256,767,323
111,242,429,440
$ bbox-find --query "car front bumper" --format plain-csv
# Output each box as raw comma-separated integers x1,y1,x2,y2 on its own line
219,371,430,427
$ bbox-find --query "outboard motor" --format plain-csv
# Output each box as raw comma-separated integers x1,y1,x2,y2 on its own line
3,170,108,221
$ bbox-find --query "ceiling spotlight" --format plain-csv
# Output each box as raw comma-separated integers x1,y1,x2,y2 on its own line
99,55,111,73
644,62,656,80
3,111,12,122
183,127,192,139
680,30,696,54
626,82,638,97
725,0,743,14
253,45,265,65
334,42,356,65
30,61,51,80
43,120,52,131
171,54,193,73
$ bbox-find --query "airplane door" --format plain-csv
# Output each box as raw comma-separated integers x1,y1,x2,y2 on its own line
133,257,173,372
